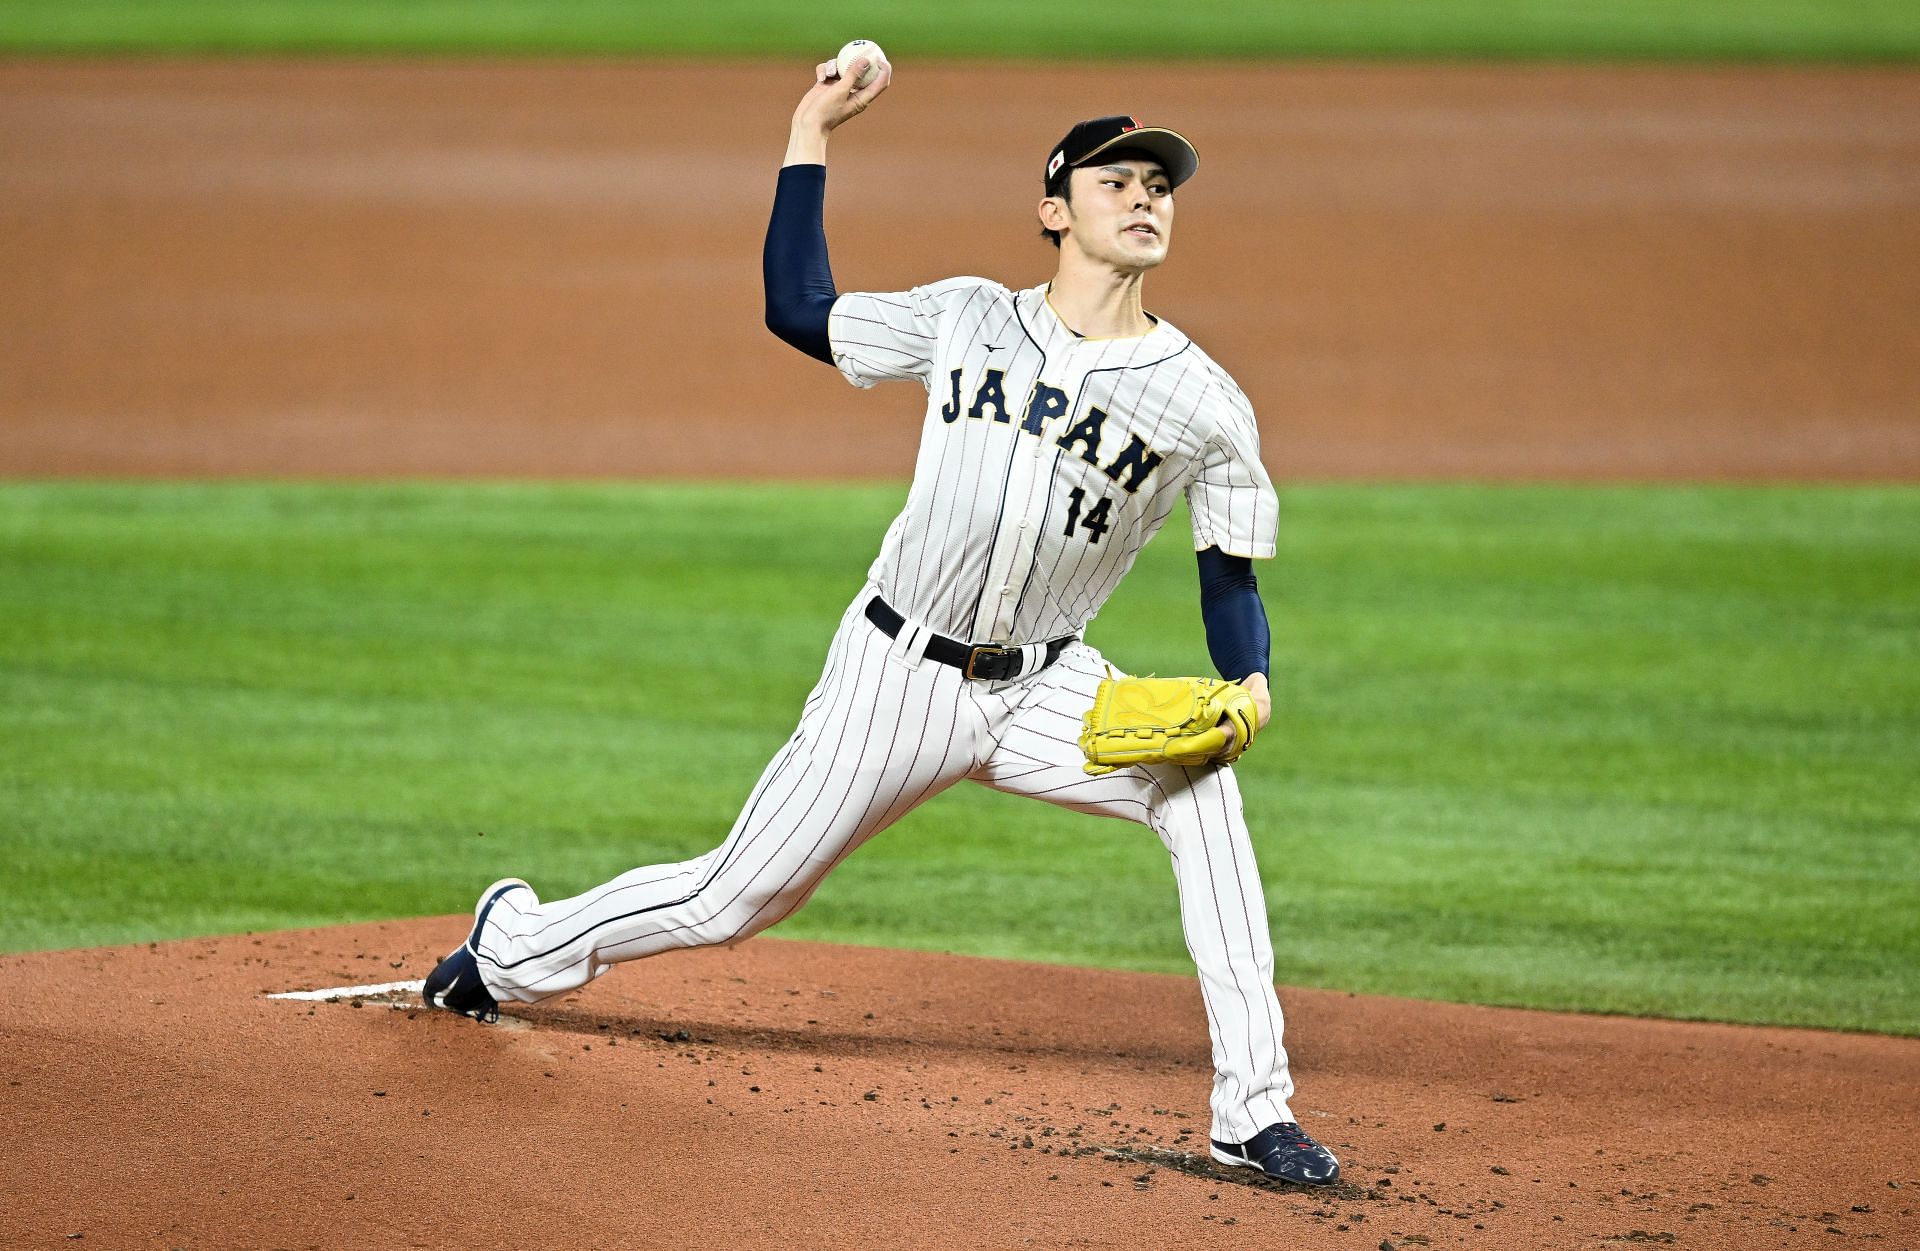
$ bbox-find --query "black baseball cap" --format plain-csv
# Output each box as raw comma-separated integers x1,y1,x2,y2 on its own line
1044,116,1199,190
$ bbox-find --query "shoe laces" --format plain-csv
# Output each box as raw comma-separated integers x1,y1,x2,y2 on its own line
1271,1122,1317,1151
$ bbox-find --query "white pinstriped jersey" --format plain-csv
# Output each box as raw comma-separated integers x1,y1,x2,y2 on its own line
828,278,1279,645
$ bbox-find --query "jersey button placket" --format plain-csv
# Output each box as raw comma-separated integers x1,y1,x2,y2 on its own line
977,374,1035,639
1005,360,1085,640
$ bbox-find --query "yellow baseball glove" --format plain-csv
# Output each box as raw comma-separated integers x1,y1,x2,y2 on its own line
1078,674,1260,775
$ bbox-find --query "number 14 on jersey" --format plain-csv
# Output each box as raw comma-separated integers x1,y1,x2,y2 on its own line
1062,486,1112,543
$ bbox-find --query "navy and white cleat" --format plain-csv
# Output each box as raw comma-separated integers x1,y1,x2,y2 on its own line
421,946,499,1022
421,878,531,1023
1210,1122,1342,1186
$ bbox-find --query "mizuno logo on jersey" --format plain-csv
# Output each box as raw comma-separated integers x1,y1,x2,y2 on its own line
937,367,1166,494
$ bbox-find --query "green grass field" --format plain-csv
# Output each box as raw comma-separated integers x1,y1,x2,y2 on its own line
0,0,1916,60
2,482,1915,1034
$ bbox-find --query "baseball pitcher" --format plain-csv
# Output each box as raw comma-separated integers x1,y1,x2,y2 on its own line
424,50,1341,1187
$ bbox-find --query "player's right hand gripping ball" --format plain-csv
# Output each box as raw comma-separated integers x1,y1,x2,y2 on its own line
835,39,885,88
1079,675,1260,775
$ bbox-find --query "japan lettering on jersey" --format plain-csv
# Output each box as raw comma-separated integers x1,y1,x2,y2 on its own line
827,277,1279,646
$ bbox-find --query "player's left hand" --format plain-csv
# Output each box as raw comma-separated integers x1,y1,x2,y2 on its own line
1217,671,1271,756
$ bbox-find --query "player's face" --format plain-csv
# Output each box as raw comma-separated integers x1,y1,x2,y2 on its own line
1060,159,1175,271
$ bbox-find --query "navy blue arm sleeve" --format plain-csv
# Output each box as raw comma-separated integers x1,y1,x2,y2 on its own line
763,163,837,365
1196,546,1271,680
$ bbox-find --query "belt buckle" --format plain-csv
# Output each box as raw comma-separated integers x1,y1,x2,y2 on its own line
964,644,1019,681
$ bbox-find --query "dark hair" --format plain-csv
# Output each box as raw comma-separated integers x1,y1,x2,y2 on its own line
1038,146,1160,249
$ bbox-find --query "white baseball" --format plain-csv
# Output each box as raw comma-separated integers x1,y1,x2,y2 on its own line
835,39,885,89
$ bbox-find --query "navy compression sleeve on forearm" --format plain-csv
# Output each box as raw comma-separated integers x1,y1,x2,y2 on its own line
1196,546,1271,680
762,163,837,364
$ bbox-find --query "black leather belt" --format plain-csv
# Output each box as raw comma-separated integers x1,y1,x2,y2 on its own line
864,596,1074,682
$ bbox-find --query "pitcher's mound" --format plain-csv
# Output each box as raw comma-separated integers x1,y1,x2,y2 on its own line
3,920,1915,1248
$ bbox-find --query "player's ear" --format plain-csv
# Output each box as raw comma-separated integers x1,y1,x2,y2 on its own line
1037,195,1070,234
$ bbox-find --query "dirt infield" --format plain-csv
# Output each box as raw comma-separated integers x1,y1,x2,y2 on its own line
4,923,1917,1250
2,60,1916,480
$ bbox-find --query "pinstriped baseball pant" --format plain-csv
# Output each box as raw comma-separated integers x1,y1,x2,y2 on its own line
473,585,1297,1142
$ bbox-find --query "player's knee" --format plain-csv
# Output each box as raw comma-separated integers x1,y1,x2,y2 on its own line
684,906,746,948
685,894,781,948
1143,765,1241,835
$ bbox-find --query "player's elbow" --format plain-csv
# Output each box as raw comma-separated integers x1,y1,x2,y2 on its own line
763,302,808,347
765,301,835,365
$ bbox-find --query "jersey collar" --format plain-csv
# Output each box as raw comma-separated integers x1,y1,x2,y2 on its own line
1037,283,1169,347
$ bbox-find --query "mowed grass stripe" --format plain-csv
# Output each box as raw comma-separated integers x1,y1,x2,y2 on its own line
1,0,1916,60
0,481,1914,1034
